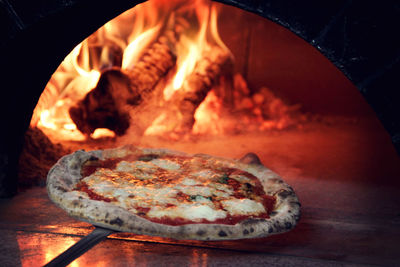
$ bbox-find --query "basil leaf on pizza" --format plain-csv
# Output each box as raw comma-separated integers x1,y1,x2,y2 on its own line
47,145,300,240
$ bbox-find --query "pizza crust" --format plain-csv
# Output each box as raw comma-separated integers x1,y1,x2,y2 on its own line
47,145,300,240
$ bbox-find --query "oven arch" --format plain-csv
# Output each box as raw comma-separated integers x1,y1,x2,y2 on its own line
0,0,398,196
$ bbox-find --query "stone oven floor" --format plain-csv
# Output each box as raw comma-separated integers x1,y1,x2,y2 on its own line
2,118,400,266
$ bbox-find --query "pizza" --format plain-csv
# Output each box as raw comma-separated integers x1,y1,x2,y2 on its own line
47,145,300,240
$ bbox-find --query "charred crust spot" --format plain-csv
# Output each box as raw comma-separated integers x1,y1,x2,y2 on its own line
285,222,292,229
288,210,292,213
196,230,206,236
290,201,301,207
218,230,228,237
243,229,249,235
110,217,124,227
269,178,283,184
277,190,293,199
270,211,278,216
243,218,264,225
89,156,99,161
139,154,159,162
268,227,273,233
69,162,80,170
105,213,109,218
250,228,254,233
245,183,252,190
56,186,67,192
137,228,142,232
274,223,284,232
72,200,79,206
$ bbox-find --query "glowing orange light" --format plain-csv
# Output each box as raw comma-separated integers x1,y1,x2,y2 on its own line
31,0,294,141
16,232,80,267
91,128,117,139
192,90,223,135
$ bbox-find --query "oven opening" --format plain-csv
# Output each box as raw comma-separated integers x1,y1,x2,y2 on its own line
20,0,393,188
7,0,400,265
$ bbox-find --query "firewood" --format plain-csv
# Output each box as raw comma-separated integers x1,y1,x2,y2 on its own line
84,34,124,69
125,32,177,100
172,46,233,131
69,68,132,136
69,31,177,136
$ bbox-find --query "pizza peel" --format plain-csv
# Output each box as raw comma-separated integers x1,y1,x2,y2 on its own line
43,226,115,267
44,153,262,267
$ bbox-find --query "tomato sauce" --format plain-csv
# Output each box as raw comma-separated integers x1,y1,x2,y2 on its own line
176,192,190,202
143,212,272,226
136,206,150,214
77,153,277,226
75,181,116,202
81,154,142,177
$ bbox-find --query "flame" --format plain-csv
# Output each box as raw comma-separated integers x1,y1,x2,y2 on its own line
91,128,116,139
31,0,168,141
192,90,223,135
31,0,230,141
172,8,208,90
122,25,161,69
163,0,216,100
31,0,300,143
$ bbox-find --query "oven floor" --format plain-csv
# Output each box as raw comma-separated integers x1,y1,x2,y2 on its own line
2,119,400,266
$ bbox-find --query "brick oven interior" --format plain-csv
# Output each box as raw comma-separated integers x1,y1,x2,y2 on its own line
1,0,400,266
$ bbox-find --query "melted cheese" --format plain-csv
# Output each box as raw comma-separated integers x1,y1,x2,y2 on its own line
150,159,181,170
221,199,266,215
191,169,221,181
79,156,271,223
181,178,199,186
177,185,213,197
148,203,227,221
115,161,156,180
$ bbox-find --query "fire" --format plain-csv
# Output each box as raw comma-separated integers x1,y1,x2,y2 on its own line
163,1,218,100
122,25,161,70
192,90,223,135
171,1,208,90
31,0,301,143
31,1,168,141
91,128,116,139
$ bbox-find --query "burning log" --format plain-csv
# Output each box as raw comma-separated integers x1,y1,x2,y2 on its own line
69,68,132,136
172,46,232,131
69,32,177,136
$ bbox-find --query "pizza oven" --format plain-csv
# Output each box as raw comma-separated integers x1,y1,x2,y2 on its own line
1,0,400,266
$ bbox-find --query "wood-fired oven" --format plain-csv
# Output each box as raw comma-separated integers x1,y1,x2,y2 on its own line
0,0,399,266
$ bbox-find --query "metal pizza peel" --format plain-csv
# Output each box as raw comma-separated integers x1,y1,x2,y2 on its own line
43,153,262,267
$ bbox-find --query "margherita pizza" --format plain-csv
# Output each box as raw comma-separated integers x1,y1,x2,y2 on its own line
47,145,300,240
